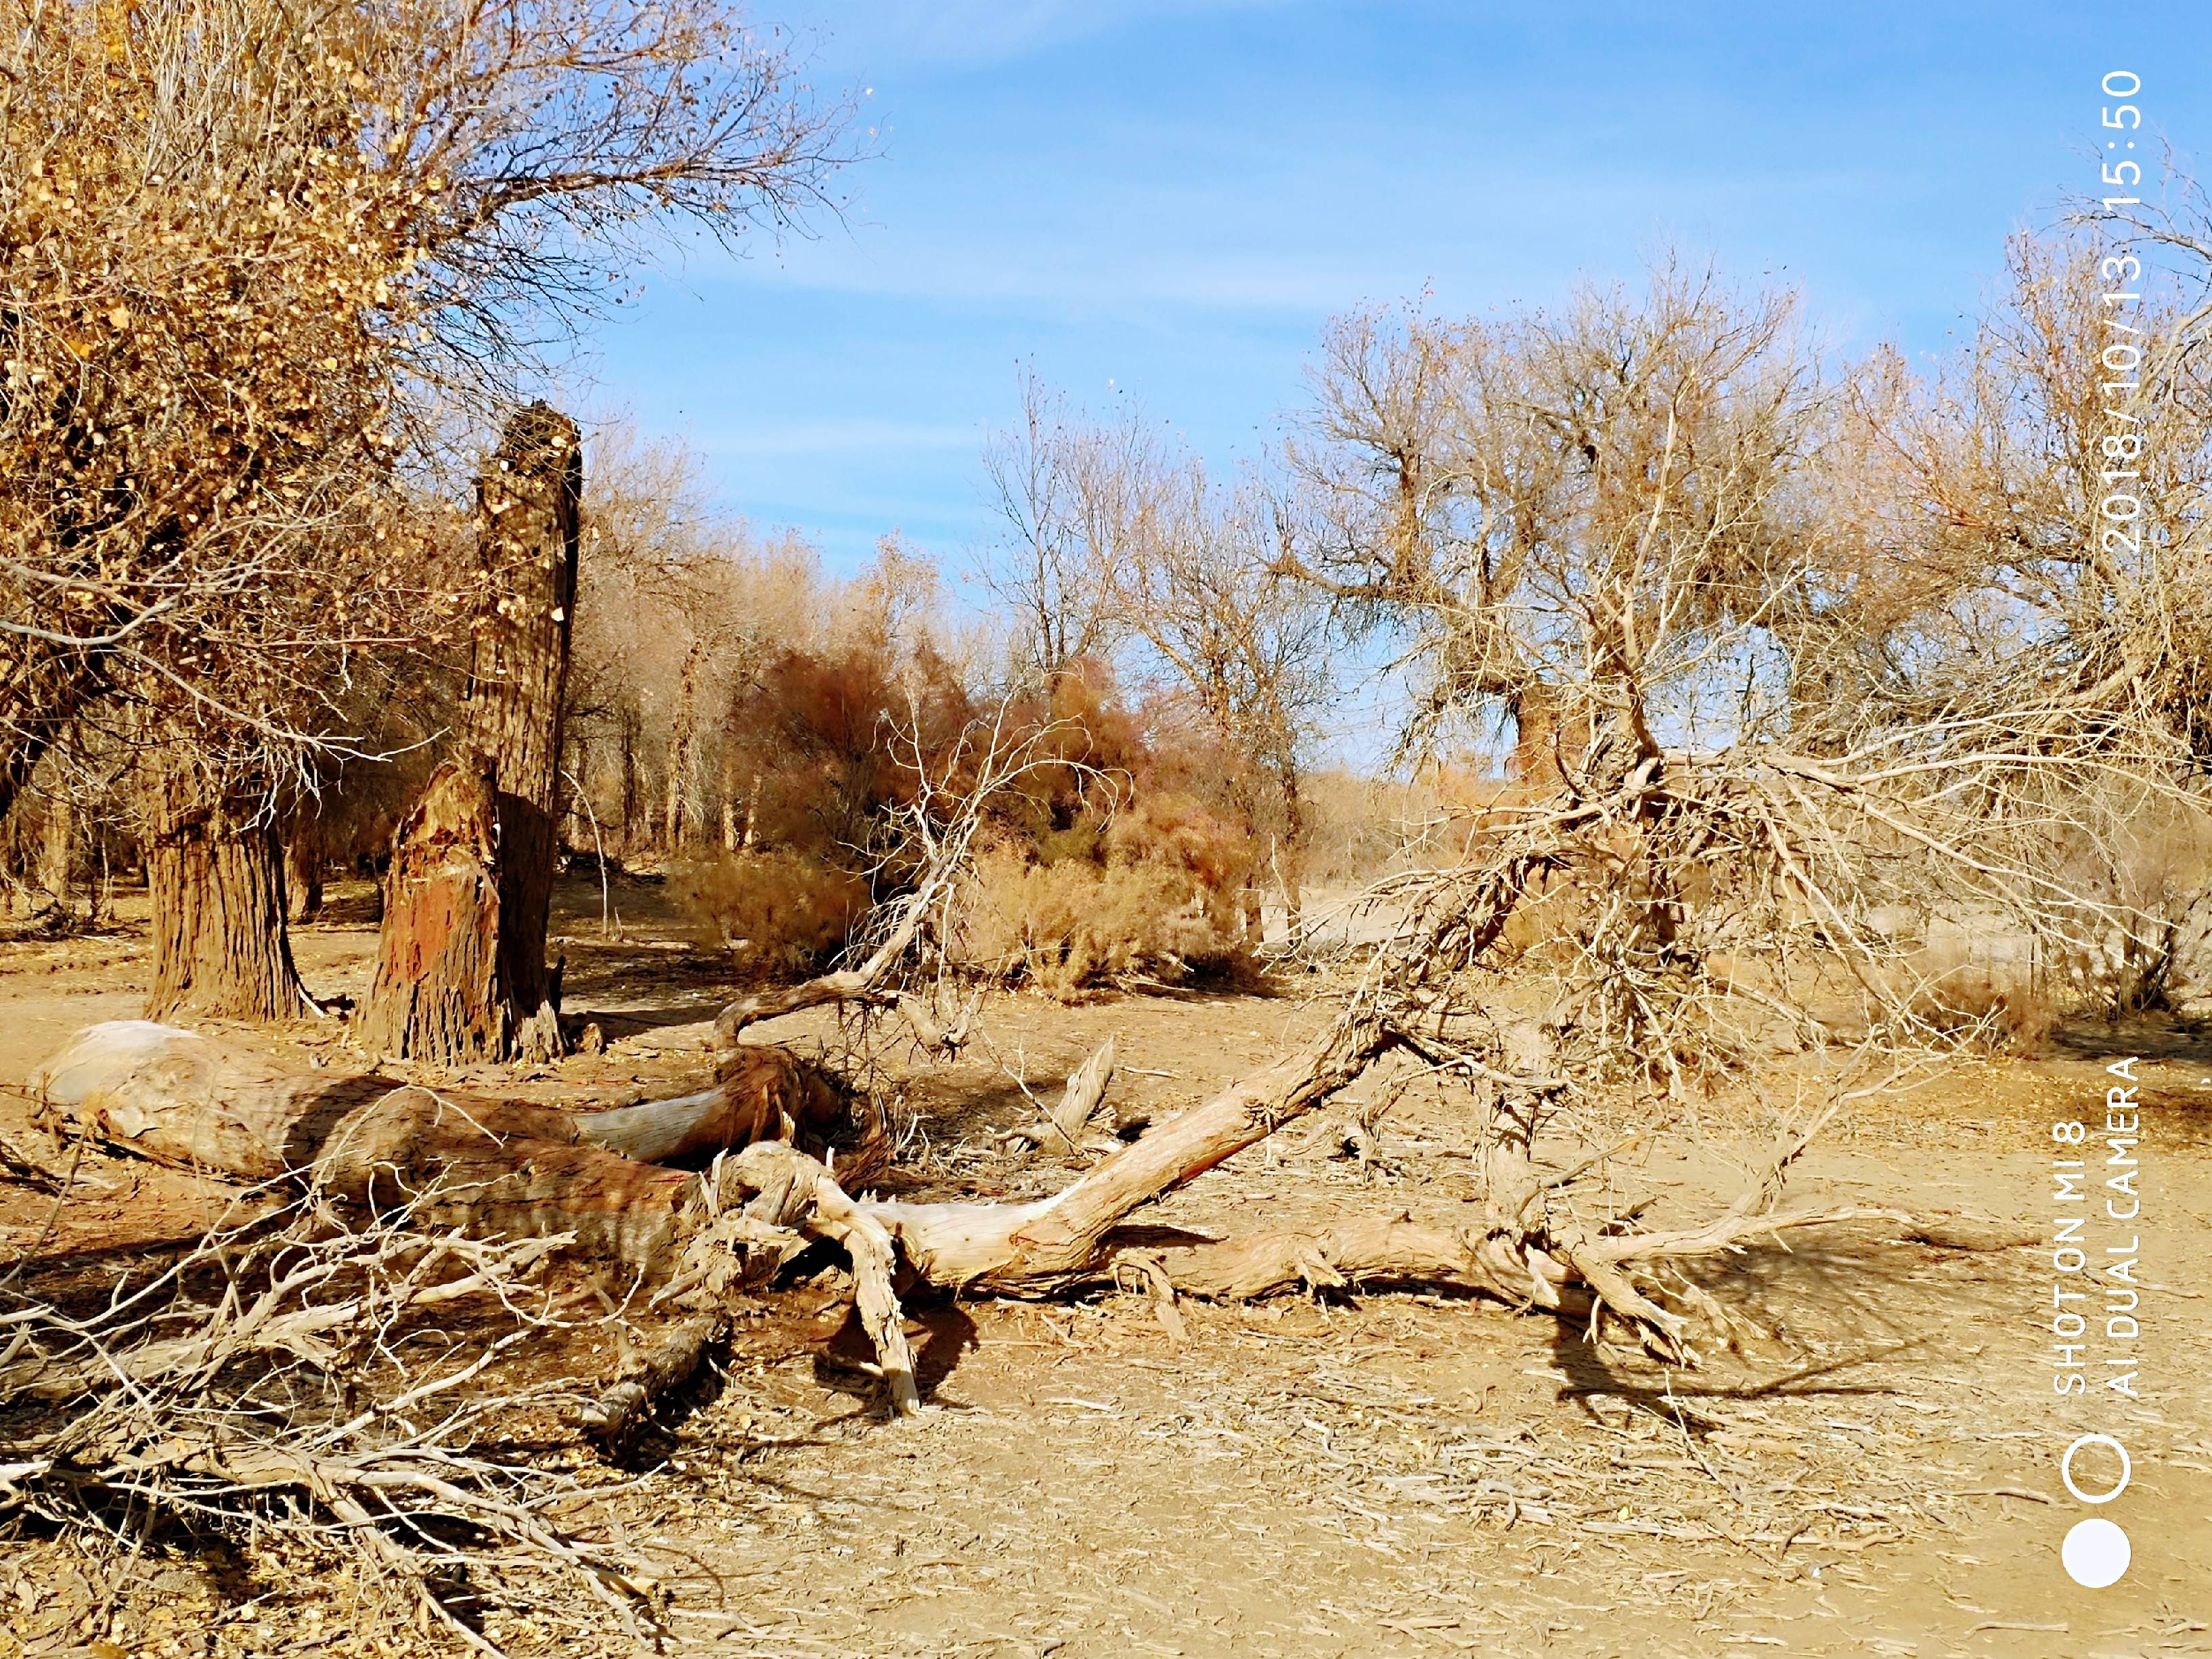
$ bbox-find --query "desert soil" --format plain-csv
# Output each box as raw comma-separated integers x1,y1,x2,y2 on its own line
1,874,2208,1659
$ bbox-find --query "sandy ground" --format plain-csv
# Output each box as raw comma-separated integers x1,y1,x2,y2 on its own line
1,875,2209,1658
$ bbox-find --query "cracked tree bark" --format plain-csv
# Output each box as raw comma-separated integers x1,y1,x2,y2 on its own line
142,758,311,1023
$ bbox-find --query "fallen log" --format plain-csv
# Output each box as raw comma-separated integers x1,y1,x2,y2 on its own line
30,1022,848,1281
1133,1215,1560,1304
33,1020,843,1183
864,1011,1396,1292
32,1004,1895,1390
30,1021,916,1407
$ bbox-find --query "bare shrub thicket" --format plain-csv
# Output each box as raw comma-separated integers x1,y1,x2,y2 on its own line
942,670,1260,996
588,452,1271,989
955,793,1257,997
679,653,1260,992
669,846,868,969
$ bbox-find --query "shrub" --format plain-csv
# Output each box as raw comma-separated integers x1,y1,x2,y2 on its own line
954,849,1245,998
671,850,868,974
953,797,1257,998
1903,958,2058,1054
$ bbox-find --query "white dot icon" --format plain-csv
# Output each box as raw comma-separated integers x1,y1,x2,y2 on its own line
2062,1518,2131,1588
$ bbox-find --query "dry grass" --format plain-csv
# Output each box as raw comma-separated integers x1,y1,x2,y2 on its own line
671,850,868,973
954,847,1250,998
948,799,1257,998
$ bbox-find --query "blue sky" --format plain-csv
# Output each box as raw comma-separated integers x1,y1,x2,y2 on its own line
575,1,2212,578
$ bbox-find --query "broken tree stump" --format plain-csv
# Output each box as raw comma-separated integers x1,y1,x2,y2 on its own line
362,403,583,1066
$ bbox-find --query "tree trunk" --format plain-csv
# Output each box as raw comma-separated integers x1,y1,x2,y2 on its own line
143,765,309,1023
363,404,582,1065
1275,759,1304,930
663,641,701,854
357,759,504,1063
37,786,70,913
1507,682,1561,784
0,655,106,831
34,1021,853,1296
718,748,740,852
617,703,642,856
285,814,324,923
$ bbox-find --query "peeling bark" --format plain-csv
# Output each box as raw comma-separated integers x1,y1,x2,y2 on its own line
363,405,581,1065
358,760,504,1062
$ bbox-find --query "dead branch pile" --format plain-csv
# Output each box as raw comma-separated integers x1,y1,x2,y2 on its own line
0,1191,655,1653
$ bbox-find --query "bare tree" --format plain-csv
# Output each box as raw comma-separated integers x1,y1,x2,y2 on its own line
1270,255,2194,1099
975,368,1153,685
1807,222,2212,1006
1109,458,1334,918
565,424,839,858
979,379,1335,910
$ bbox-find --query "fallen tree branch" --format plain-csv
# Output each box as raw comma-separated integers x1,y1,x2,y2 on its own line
864,1006,1398,1293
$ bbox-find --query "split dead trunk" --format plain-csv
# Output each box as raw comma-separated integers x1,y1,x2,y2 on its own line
357,761,504,1063
362,404,582,1065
